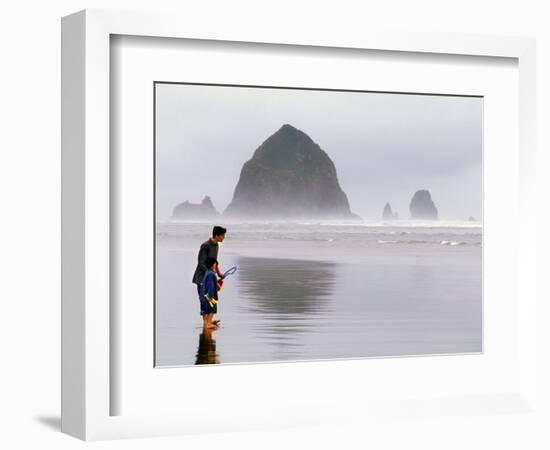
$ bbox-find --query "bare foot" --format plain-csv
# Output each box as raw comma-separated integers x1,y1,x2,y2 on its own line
213,319,221,325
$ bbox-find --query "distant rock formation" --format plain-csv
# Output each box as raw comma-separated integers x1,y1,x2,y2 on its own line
468,216,477,222
224,124,360,220
409,190,438,220
172,196,220,220
382,202,399,220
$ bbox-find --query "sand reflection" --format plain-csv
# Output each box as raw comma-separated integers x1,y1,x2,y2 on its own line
235,254,336,334
195,328,220,365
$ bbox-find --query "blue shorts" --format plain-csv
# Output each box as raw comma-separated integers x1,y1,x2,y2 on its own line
197,285,217,315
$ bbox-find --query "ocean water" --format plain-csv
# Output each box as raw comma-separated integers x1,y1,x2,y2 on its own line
155,221,482,367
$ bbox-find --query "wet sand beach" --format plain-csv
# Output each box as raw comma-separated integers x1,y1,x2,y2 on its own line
155,222,482,366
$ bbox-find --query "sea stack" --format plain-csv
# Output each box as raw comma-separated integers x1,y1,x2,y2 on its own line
224,124,359,220
409,190,438,220
172,195,220,220
382,202,398,220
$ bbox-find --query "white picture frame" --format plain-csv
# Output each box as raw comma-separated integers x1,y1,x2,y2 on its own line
61,9,537,441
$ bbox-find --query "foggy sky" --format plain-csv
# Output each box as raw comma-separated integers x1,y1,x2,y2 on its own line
155,83,482,222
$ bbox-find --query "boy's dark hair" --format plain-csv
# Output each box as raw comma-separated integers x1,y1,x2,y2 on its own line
212,226,227,237
205,257,218,269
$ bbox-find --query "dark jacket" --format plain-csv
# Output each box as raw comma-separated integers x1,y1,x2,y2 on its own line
192,239,219,285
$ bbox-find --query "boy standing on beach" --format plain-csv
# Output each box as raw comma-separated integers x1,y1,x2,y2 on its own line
193,226,226,326
199,257,220,329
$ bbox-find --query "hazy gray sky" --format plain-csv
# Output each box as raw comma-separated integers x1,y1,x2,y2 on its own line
155,83,482,222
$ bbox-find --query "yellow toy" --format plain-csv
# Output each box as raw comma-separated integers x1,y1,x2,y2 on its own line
204,293,218,308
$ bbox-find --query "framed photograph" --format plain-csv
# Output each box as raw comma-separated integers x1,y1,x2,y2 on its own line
61,9,537,441
154,83,484,368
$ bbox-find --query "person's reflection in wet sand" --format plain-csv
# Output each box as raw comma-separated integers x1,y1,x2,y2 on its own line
195,327,220,365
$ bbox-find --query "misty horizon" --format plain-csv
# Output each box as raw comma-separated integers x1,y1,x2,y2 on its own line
155,84,483,222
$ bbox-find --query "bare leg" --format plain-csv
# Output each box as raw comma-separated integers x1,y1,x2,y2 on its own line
211,312,221,325
209,313,219,326
204,313,217,329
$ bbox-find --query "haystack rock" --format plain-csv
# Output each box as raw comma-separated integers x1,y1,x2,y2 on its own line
172,196,220,220
224,124,360,220
409,190,438,220
382,202,398,220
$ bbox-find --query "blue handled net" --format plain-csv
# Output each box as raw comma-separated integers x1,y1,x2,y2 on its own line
223,266,237,277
